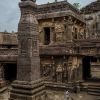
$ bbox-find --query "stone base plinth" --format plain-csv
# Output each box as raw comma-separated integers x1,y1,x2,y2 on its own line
0,80,7,93
0,80,6,88
9,79,46,100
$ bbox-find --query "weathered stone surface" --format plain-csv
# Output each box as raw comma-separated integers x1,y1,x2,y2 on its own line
81,0,100,14
0,32,18,45
9,0,46,100
0,0,100,98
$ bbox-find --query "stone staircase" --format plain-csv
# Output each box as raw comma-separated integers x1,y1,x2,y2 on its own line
87,83,100,96
81,80,100,96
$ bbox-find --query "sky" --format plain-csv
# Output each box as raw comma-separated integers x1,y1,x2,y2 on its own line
0,0,96,32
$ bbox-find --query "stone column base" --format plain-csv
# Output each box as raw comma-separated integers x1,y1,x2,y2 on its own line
9,79,46,100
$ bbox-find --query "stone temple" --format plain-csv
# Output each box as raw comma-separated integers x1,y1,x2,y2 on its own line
0,0,100,99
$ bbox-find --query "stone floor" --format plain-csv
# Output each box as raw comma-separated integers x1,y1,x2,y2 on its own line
0,89,100,100
46,90,100,100
0,90,10,100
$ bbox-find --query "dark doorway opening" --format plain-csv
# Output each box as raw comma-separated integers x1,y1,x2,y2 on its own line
82,56,91,80
4,63,17,83
44,27,50,45
82,56,97,80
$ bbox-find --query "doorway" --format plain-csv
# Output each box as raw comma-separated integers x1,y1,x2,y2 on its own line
82,56,91,80
4,63,17,83
82,56,97,80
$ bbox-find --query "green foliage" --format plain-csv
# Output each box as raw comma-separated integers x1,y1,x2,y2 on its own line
73,3,81,9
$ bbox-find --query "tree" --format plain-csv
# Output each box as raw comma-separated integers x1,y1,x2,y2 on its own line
73,3,81,9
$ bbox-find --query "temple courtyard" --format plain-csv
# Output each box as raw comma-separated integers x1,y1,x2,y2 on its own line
0,88,99,100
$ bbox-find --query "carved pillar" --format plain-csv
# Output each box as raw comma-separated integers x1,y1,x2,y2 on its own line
67,56,73,82
39,29,44,45
9,0,46,100
66,16,73,42
51,56,56,82
50,27,55,44
63,17,68,42
68,56,82,82
75,57,83,82
50,19,55,44
41,28,45,45
72,56,83,82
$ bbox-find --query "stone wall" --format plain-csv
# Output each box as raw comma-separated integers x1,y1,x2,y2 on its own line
84,11,100,38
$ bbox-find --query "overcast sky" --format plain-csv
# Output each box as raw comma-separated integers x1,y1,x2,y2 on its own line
0,0,96,32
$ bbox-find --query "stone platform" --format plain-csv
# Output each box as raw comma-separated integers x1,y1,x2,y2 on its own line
9,80,46,100
0,87,100,100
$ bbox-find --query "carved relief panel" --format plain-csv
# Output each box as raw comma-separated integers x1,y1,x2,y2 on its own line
40,58,53,80
55,21,64,42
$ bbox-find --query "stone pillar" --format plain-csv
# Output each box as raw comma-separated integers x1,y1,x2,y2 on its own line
39,29,44,45
50,27,55,44
71,56,83,82
66,16,73,42
50,19,55,44
0,64,3,80
67,56,73,82
0,63,6,92
63,17,68,42
72,56,83,82
41,28,45,45
78,57,83,82
9,0,46,100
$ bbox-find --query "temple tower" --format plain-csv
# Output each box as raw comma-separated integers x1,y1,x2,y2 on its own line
9,0,46,99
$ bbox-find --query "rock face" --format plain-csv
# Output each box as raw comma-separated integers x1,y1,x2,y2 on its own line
81,0,100,38
81,0,100,14
9,0,46,100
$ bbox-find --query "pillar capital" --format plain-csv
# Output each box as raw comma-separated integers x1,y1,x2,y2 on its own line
19,0,37,9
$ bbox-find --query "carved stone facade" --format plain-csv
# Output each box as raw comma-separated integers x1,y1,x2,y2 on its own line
38,13,86,45
36,1,87,85
0,0,99,97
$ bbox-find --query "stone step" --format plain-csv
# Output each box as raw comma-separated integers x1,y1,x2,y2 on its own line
0,87,7,93
88,88,100,93
88,85,100,89
88,92,100,96
88,83,100,86
87,83,100,96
